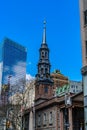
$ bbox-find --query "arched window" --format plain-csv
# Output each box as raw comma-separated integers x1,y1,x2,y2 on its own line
41,68,44,74
41,51,44,58
45,52,48,58
37,86,39,94
44,86,48,93
45,68,48,73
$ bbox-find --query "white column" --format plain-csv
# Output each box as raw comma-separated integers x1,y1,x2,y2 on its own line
80,123,82,130
29,111,33,130
69,107,73,130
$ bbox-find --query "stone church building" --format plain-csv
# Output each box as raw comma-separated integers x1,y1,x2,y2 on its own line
35,21,84,130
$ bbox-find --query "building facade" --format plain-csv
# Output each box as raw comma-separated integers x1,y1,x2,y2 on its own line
0,37,27,104
35,21,84,130
69,80,82,94
35,92,84,130
55,80,82,97
79,0,87,129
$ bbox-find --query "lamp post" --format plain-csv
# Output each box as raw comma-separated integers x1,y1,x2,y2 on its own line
21,105,23,130
65,93,68,130
6,75,12,130
64,93,71,130
7,75,12,104
6,107,13,130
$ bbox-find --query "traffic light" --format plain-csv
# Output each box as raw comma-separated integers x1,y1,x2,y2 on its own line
6,120,10,128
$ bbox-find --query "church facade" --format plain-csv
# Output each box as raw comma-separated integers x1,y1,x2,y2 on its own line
35,21,84,130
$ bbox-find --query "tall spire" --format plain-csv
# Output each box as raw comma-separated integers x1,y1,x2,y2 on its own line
42,20,46,44
36,19,53,84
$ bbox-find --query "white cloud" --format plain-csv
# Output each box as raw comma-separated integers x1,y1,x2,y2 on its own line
26,74,35,81
2,61,26,85
0,61,35,89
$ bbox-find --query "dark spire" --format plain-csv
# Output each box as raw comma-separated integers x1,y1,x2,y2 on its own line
36,20,53,84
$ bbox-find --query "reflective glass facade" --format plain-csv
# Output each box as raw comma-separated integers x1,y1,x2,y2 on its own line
0,38,27,93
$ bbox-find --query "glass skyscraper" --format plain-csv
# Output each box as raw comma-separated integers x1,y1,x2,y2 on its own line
0,37,27,95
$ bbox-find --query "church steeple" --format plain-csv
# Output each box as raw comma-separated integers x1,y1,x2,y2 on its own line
36,21,53,84
35,21,53,101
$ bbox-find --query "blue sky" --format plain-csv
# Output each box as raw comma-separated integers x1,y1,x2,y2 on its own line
0,0,82,81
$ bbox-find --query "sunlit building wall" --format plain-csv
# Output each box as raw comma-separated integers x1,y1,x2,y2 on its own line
79,0,87,129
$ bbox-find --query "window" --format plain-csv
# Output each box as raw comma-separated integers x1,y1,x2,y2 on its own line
24,114,29,130
73,89,75,93
45,68,48,74
86,41,87,57
71,85,73,88
38,114,41,126
41,68,44,75
41,52,44,58
49,112,53,124
37,86,39,94
76,86,78,89
71,85,75,88
43,113,46,125
84,10,87,25
45,52,48,58
44,86,48,93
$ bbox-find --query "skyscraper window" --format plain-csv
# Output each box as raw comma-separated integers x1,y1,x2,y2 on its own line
0,37,27,95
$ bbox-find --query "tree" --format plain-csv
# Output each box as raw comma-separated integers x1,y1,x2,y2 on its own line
0,77,35,130
8,78,35,130
0,78,26,130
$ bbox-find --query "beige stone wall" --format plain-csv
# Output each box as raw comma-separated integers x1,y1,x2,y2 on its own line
25,79,35,109
79,0,87,66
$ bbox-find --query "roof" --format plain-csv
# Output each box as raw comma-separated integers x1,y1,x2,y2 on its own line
51,70,68,80
35,92,83,110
